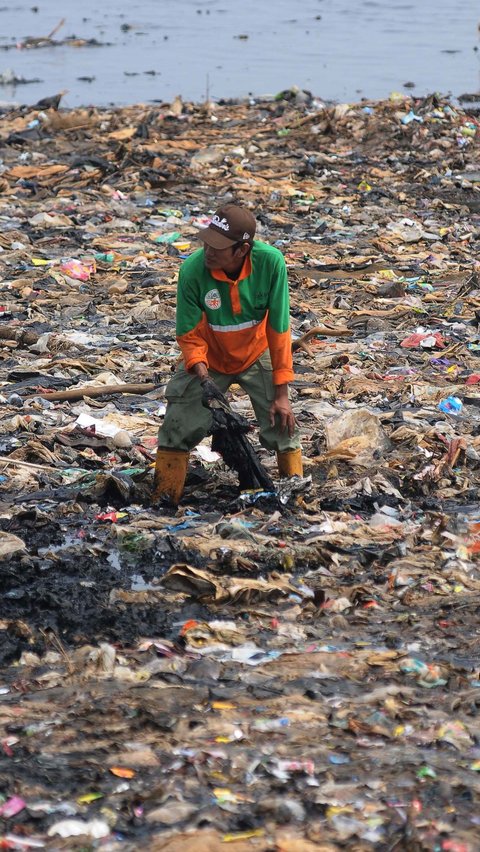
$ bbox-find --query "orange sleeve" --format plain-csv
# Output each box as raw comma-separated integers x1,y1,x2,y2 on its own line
177,315,209,371
264,251,294,384
266,324,294,384
176,264,210,371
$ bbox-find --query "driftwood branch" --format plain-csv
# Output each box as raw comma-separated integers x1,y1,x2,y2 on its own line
38,383,157,402
292,325,352,355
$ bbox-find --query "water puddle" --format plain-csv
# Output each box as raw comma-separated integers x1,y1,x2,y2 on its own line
130,573,157,591
37,535,78,558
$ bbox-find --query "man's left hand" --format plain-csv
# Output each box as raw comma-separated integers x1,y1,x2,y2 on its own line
269,388,295,438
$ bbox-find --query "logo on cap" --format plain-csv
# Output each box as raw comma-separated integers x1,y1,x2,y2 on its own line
211,214,230,232
205,288,222,310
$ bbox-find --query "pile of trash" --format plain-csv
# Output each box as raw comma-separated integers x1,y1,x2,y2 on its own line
0,89,480,849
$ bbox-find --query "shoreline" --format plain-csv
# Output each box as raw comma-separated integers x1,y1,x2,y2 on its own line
1,84,480,112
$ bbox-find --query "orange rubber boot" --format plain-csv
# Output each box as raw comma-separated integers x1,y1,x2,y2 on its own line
276,448,303,478
153,449,189,505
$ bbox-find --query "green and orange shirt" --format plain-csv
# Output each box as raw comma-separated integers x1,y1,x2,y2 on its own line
176,240,294,385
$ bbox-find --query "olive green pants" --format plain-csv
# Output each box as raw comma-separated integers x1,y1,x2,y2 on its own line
158,351,301,453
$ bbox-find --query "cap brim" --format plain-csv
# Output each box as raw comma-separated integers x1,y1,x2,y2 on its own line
197,227,236,249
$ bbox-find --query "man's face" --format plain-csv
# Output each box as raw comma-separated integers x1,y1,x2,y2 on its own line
203,242,248,277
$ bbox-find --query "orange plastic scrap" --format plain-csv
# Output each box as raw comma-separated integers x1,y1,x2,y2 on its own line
179,619,201,636
110,766,136,778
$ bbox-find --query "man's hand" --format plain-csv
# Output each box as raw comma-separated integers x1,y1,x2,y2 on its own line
190,363,224,408
270,385,295,437
200,376,225,408
192,362,209,382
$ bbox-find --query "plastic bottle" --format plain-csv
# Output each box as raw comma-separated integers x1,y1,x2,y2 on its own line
95,252,115,262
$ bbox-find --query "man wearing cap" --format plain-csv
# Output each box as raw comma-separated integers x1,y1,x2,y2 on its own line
153,203,302,504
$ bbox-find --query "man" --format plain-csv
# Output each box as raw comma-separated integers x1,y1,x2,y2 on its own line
154,203,302,504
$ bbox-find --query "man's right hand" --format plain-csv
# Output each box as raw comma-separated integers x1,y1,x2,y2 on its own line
200,377,225,408
191,363,223,407
192,362,209,382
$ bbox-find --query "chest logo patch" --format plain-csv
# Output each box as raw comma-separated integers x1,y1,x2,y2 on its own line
205,288,221,310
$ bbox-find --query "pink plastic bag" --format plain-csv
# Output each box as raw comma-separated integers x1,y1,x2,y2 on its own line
60,258,96,282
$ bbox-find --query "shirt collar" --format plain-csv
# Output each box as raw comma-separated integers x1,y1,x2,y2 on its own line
210,253,252,283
